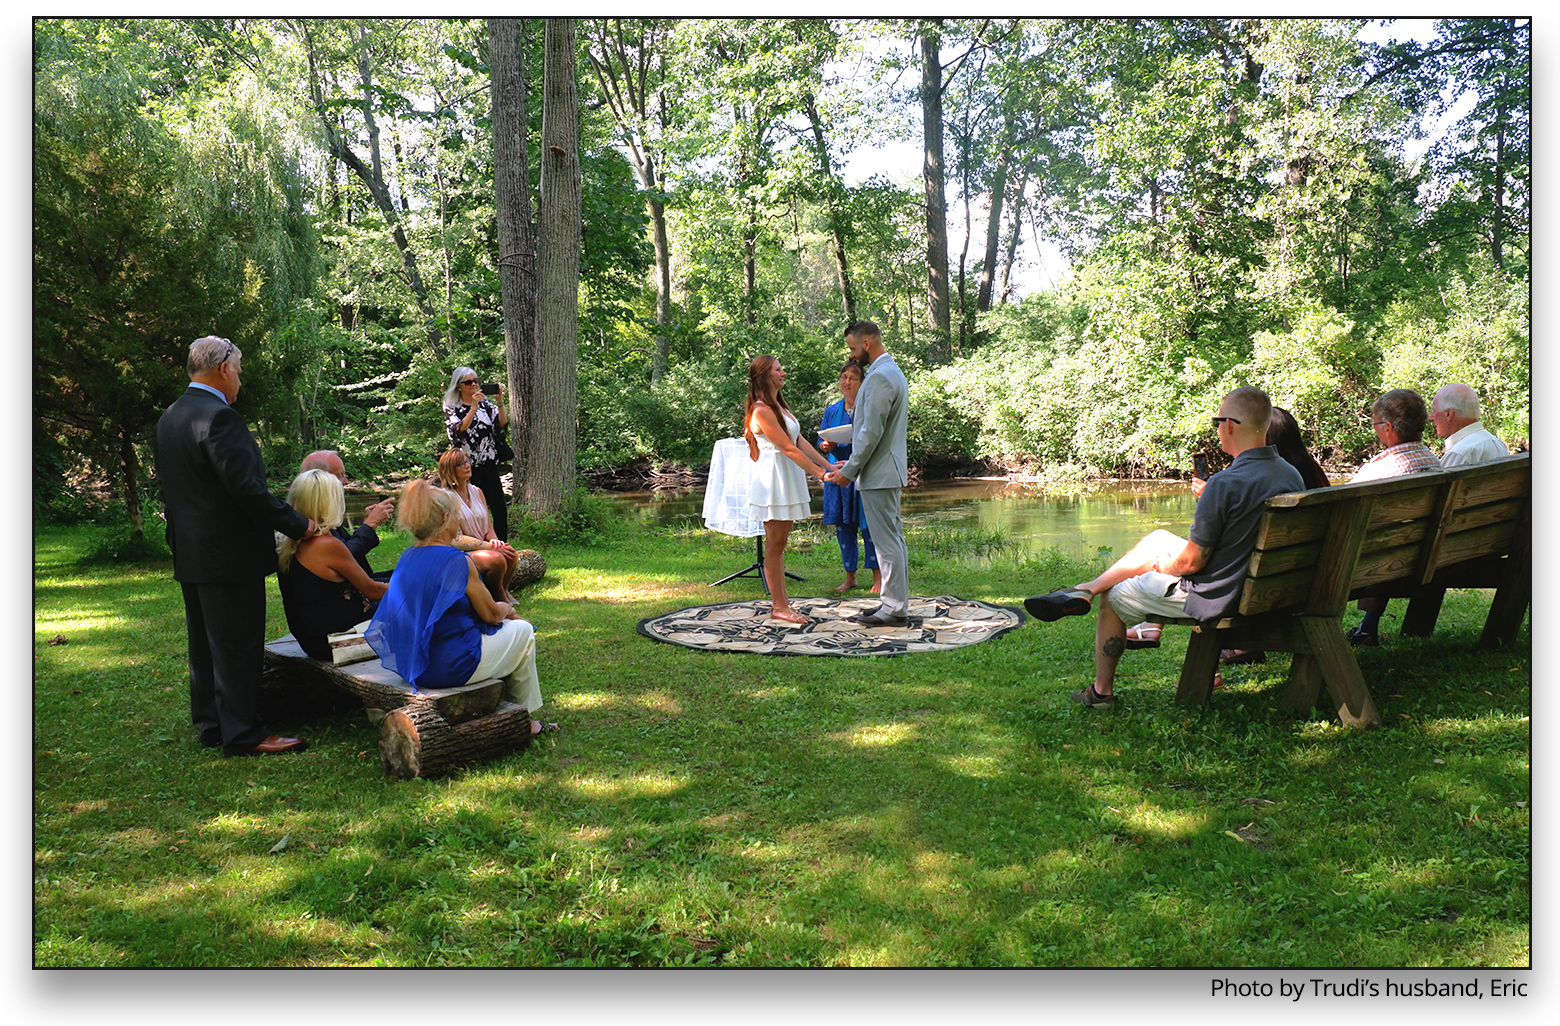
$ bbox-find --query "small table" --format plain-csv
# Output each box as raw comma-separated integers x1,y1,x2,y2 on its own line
702,436,803,593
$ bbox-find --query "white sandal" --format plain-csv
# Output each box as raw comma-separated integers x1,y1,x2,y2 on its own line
1124,622,1162,649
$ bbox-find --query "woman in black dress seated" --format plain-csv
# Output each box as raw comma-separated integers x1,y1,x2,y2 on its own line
277,469,390,661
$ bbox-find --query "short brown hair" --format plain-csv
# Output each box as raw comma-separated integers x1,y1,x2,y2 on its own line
1373,389,1428,443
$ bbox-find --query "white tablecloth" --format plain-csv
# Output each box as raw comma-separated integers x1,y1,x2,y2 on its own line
702,437,764,538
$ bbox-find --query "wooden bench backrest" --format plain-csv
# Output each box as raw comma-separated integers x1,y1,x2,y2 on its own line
1237,452,1530,618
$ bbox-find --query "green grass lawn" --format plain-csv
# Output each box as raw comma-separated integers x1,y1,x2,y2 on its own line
32,515,1530,967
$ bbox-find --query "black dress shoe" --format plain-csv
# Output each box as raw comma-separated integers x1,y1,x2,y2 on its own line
1345,627,1380,648
224,735,309,757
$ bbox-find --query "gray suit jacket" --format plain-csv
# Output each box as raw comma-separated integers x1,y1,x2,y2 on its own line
837,352,908,490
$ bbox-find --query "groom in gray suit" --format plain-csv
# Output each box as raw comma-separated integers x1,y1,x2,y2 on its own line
826,321,911,625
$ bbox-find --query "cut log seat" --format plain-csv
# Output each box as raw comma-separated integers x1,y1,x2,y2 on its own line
262,634,536,779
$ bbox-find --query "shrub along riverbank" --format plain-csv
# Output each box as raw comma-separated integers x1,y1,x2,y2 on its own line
34,513,1529,967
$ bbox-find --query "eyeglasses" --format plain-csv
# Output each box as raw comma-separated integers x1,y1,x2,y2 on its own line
1211,416,1241,428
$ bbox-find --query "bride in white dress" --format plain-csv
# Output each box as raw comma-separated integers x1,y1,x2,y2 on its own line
745,355,835,624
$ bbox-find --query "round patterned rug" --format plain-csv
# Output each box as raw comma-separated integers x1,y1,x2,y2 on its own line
636,595,1027,657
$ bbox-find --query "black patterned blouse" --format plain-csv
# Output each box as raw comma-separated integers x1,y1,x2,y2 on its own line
444,399,502,469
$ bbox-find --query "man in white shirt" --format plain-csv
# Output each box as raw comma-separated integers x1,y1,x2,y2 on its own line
1430,383,1508,467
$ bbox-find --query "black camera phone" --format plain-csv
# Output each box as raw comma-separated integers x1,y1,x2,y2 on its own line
480,381,502,395
1193,452,1210,481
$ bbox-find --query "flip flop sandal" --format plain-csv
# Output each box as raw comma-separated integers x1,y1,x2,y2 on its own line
1024,588,1093,622
1125,622,1162,649
531,721,560,735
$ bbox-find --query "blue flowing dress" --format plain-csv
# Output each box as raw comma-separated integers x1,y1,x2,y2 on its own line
364,545,497,690
818,399,877,572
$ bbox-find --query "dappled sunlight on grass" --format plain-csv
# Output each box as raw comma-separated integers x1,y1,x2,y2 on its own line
938,752,1005,778
1107,801,1209,841
33,523,1529,966
561,772,687,800
837,721,918,748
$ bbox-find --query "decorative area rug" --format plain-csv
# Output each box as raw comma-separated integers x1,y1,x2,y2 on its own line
636,595,1026,657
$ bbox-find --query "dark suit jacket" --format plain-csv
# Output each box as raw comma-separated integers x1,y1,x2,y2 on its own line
154,386,309,583
335,523,379,577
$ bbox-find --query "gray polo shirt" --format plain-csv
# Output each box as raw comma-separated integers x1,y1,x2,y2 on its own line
1183,445,1306,621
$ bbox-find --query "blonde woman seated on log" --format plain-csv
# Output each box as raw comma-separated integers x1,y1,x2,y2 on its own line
276,469,389,661
437,447,520,603
364,480,556,735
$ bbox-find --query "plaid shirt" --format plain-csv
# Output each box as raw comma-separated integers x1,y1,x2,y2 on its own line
1349,441,1445,483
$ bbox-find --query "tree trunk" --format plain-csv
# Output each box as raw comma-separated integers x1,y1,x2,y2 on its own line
299,21,440,351
119,425,144,540
998,170,1029,303
1492,107,1506,269
802,92,856,323
977,110,1014,312
489,17,537,499
525,18,581,517
920,23,951,361
648,189,672,383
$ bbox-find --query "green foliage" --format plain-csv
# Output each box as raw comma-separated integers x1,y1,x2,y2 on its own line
1249,306,1377,457
510,487,625,547
1376,262,1530,444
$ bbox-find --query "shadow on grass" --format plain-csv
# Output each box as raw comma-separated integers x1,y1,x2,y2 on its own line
33,527,1529,967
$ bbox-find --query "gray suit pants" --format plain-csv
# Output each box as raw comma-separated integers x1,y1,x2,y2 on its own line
859,486,908,615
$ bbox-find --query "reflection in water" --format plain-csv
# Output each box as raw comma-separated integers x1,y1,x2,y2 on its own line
600,478,1197,561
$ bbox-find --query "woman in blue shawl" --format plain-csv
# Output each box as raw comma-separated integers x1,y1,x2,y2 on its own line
365,480,557,735
817,360,881,594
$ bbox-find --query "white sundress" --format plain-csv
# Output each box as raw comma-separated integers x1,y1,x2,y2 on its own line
748,409,813,522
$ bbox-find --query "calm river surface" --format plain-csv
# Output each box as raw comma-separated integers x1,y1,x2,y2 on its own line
600,478,1198,561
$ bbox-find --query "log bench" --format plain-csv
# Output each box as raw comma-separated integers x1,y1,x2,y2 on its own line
262,635,537,779
1148,452,1530,729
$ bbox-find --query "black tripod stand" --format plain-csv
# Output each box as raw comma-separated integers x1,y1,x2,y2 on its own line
710,536,805,595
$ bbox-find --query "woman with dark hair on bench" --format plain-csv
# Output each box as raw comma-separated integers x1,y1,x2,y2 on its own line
1125,406,1329,669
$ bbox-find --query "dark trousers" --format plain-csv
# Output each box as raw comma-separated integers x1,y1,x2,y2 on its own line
471,460,509,541
181,579,269,754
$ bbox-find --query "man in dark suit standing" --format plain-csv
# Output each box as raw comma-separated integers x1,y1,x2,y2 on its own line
299,449,395,581
155,336,316,756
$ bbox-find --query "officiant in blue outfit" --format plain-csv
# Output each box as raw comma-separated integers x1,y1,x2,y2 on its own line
817,360,881,594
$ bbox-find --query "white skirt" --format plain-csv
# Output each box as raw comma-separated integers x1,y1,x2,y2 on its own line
748,449,812,522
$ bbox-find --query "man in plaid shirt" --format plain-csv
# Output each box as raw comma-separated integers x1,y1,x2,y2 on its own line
1347,388,1444,644
1350,389,1445,483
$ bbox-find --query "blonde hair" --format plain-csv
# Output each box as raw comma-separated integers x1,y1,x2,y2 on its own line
277,469,345,572
398,479,460,541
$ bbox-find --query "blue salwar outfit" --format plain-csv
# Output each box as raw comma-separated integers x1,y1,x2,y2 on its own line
818,398,878,574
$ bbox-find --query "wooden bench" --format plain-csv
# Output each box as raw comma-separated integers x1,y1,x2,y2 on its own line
1150,452,1530,729
262,635,538,779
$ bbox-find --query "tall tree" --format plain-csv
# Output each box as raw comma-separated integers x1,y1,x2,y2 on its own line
35,18,318,533
919,20,951,357
582,18,678,383
288,19,443,350
489,17,537,497
525,18,582,515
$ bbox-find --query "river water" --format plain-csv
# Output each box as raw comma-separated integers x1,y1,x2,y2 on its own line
346,477,1201,560
598,477,1199,561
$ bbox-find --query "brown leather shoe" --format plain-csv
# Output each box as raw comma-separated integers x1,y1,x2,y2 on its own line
226,735,309,757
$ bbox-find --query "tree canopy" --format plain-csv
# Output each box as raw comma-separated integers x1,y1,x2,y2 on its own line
33,16,1530,529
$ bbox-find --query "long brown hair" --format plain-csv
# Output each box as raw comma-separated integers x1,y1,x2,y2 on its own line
744,354,790,460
